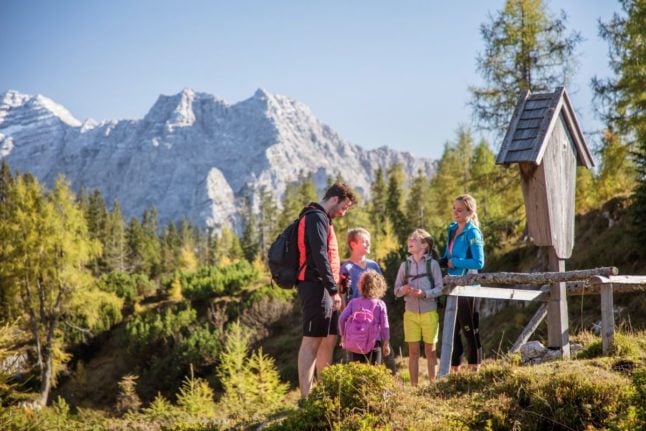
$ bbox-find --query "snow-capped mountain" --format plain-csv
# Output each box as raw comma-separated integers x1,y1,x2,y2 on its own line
0,88,434,230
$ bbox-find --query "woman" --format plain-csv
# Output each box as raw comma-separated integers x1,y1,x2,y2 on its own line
441,194,485,372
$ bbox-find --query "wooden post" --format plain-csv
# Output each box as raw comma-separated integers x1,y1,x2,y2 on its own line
547,248,570,358
600,283,614,355
438,294,458,378
510,303,548,353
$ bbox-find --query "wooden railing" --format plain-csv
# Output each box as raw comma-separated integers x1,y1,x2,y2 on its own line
437,268,646,377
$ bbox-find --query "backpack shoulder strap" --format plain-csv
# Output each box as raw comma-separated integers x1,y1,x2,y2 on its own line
426,258,435,289
404,260,410,283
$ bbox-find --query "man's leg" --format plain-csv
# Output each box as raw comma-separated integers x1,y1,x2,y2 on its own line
298,336,323,398
315,334,338,378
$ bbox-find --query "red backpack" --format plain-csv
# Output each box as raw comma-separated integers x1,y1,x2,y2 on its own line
342,302,379,354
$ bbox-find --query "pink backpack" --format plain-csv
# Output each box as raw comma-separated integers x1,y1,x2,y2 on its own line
342,302,379,354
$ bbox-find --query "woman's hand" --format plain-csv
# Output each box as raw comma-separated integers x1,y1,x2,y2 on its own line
400,285,412,295
447,259,455,269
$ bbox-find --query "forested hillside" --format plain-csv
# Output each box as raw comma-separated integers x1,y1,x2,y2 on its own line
1,0,644,429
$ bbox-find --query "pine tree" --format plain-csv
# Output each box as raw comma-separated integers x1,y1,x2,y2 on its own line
385,163,408,244
258,186,278,260
104,201,127,272
469,0,582,137
240,191,260,263
405,170,432,231
592,0,645,249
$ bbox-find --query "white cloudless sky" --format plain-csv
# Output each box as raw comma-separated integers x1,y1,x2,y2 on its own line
0,0,621,160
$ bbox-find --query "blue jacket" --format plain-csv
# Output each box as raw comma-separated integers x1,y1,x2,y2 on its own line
442,220,485,276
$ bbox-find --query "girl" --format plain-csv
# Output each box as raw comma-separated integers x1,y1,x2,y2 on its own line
440,194,485,372
394,229,443,385
340,228,383,302
339,270,391,365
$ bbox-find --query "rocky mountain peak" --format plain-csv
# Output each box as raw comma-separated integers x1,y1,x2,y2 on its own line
0,88,435,231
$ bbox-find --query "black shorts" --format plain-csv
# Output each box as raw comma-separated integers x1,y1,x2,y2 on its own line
298,280,339,337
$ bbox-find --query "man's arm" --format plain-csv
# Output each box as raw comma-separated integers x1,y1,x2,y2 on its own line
305,211,338,294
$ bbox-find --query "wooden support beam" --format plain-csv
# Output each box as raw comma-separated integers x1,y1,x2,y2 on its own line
438,295,458,378
443,267,617,287
547,248,570,358
447,285,546,301
510,303,548,353
567,275,646,295
600,283,615,355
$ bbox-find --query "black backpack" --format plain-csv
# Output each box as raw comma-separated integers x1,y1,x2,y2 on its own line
267,207,321,289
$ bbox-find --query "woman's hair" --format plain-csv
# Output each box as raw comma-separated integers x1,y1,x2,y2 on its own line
409,228,440,260
455,194,480,228
359,270,387,299
346,228,370,250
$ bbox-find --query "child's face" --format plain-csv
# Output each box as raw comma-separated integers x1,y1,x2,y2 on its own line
350,234,371,256
407,235,428,255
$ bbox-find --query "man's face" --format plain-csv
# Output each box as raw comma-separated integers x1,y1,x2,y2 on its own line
329,197,353,218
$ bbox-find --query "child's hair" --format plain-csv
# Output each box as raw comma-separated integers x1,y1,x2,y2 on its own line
455,194,480,228
358,270,387,299
409,228,440,260
347,227,370,250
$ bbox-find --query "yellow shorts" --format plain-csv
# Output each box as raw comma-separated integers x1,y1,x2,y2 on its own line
404,310,439,344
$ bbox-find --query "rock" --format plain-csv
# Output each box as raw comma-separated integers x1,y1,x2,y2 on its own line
520,340,547,364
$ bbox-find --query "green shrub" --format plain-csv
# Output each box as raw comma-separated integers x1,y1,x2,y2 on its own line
176,261,259,301
98,271,156,302
271,363,396,431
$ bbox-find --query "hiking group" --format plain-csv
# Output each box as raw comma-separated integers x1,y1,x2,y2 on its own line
269,183,485,399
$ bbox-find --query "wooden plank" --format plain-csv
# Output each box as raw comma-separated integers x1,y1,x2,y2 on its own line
508,138,536,151
447,285,546,301
600,283,614,355
516,118,542,129
510,303,548,353
520,108,547,120
497,90,531,165
442,267,618,287
438,295,458,378
532,88,565,165
592,275,646,284
546,248,570,358
568,283,646,295
513,128,539,141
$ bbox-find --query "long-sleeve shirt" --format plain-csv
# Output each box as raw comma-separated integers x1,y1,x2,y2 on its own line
339,297,390,342
394,254,444,313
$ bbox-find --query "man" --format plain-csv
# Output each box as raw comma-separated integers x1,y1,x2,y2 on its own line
296,182,356,399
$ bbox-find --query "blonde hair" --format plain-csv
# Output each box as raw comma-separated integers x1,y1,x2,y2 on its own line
358,270,387,299
455,194,480,228
409,228,440,260
347,228,370,250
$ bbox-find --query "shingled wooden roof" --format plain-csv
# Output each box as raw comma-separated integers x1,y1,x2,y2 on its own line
496,87,594,168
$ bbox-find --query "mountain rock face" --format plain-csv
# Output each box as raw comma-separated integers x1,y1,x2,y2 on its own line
0,88,434,230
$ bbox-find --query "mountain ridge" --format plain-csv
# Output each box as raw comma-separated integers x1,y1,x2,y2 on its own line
0,88,434,231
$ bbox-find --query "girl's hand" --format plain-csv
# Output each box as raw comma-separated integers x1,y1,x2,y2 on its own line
382,343,391,357
447,259,455,269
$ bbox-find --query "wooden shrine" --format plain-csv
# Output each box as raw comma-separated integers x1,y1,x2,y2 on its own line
496,87,594,357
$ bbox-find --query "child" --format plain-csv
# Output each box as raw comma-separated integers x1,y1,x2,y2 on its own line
394,229,443,385
340,228,383,302
338,270,391,365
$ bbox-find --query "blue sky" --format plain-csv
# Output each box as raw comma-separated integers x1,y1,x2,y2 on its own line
0,0,620,160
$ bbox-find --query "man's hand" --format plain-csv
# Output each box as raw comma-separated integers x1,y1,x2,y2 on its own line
331,293,342,311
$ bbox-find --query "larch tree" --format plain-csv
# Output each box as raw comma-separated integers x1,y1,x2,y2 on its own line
469,0,582,138
2,175,100,405
592,0,646,248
